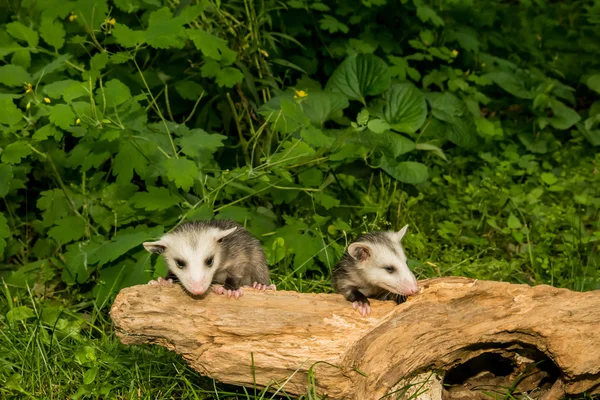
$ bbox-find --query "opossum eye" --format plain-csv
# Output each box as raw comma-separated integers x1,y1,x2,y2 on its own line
205,256,214,267
175,258,186,269
384,266,395,273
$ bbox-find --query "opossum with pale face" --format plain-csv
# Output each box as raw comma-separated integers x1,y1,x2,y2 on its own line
143,220,275,298
332,225,418,316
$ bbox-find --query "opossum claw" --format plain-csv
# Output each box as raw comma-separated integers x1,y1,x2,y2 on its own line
215,286,243,299
352,301,371,317
251,282,277,291
214,286,226,295
148,277,173,286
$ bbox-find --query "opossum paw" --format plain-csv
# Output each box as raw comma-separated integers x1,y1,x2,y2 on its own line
252,282,277,291
148,277,173,286
352,301,371,317
214,286,243,299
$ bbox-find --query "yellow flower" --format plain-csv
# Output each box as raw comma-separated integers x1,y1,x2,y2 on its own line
451,49,459,57
69,13,78,22
105,18,116,26
76,118,81,125
24,83,33,94
294,89,308,100
481,63,486,68
26,102,31,111
44,97,51,103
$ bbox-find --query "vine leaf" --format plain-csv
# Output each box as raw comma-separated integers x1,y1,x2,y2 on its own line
326,53,390,104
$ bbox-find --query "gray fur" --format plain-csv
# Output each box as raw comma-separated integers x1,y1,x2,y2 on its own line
171,220,270,286
333,230,416,306
145,220,271,294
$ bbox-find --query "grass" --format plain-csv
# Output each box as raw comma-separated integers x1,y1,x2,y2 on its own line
1,143,598,399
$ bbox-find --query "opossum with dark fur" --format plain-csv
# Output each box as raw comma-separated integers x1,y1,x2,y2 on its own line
143,220,275,298
332,225,418,316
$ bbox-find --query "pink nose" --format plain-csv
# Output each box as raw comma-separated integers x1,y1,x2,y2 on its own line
405,281,419,295
189,284,206,295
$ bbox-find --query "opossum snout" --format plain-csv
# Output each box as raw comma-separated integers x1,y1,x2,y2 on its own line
188,282,209,295
397,279,419,296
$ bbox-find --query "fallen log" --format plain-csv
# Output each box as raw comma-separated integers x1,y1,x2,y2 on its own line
110,277,600,399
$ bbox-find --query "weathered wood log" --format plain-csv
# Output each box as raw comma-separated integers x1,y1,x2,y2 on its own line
110,277,600,399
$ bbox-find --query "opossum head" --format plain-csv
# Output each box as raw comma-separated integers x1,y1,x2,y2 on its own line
143,224,237,295
348,225,418,296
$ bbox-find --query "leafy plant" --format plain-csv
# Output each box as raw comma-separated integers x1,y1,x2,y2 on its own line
1,0,599,397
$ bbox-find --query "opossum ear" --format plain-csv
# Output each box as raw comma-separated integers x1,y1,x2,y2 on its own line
348,243,372,262
394,224,409,242
143,241,167,254
215,226,237,242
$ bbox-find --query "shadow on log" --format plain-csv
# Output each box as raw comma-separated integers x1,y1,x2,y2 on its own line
110,277,600,399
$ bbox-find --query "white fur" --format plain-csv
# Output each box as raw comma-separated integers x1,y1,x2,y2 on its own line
352,228,418,296
143,227,236,295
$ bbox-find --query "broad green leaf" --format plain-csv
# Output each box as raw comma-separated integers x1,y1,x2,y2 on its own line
6,306,35,324
145,7,186,49
326,53,390,104
164,158,198,191
179,3,208,23
383,83,427,134
370,131,416,158
200,58,221,78
6,22,39,47
507,214,522,229
40,17,65,49
416,6,444,27
49,104,75,129
88,225,163,266
380,159,428,184
313,192,340,210
1,142,32,164
113,0,141,12
178,129,226,158
48,216,86,243
32,54,71,81
547,98,580,130
586,74,600,95
541,172,558,185
187,29,237,65
485,71,534,99
0,65,31,87
0,212,9,254
415,142,447,162
62,241,100,284
445,116,479,148
11,49,31,69
83,367,98,385
37,189,72,225
215,67,244,88
0,165,13,197
301,91,349,126
428,93,479,148
90,52,109,71
102,79,132,107
113,141,149,184
43,79,82,99
175,80,204,100
74,0,109,31
0,99,22,126
301,126,335,148
112,23,145,47
131,187,180,211
319,15,349,34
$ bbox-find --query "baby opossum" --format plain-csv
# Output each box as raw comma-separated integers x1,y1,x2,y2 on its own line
332,224,418,317
143,220,275,298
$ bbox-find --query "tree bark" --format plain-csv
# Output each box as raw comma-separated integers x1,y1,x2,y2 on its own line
110,277,600,399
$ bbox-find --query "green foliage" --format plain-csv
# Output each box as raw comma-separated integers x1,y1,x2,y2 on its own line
1,0,599,397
